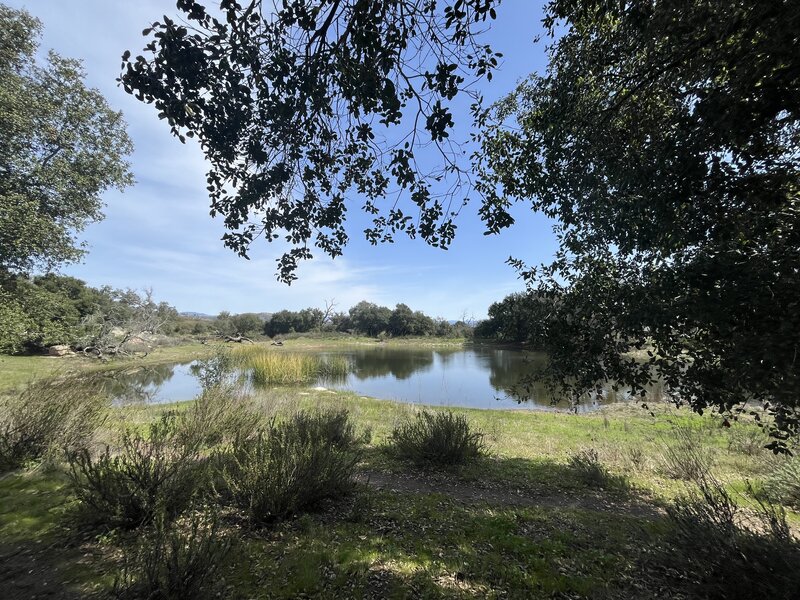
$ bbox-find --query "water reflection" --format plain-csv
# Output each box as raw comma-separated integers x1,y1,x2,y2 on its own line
343,347,436,380
103,362,203,405
104,347,665,411
322,347,592,410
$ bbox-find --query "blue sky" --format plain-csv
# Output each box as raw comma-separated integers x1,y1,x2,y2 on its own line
9,0,556,319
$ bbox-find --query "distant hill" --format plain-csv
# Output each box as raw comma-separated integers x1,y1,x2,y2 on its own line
179,311,274,321
179,311,216,320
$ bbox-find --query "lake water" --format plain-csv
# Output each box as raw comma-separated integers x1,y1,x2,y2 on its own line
104,346,659,411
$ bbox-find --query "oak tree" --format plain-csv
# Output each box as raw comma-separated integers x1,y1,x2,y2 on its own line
478,0,800,448
0,5,133,273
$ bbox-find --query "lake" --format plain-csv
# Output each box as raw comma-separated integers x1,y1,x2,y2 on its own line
103,346,660,411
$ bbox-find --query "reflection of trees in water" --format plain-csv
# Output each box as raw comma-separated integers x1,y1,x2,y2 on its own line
349,348,435,381
433,348,461,367
485,351,559,404
103,363,179,404
487,350,667,408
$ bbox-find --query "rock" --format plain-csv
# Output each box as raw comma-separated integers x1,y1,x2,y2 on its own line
48,345,74,357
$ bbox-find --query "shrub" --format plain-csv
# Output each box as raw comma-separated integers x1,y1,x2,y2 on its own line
177,383,261,450
665,473,800,600
221,409,362,524
627,445,646,471
388,410,485,466
67,414,205,529
568,448,616,487
660,426,714,480
762,457,800,509
0,376,107,471
192,349,235,390
726,423,770,456
113,509,229,600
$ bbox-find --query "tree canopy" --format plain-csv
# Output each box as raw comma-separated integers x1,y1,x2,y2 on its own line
263,308,322,336
0,4,133,274
474,292,554,346
121,0,502,282
0,273,177,354
477,0,800,448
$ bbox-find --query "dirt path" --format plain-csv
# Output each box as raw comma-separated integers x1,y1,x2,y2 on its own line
357,470,663,518
0,542,85,600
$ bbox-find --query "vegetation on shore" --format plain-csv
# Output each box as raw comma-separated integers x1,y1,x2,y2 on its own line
0,337,476,394
232,346,351,385
0,342,213,393
1,355,798,598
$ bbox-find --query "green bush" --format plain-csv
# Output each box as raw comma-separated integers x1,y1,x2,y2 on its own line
568,448,618,488
388,410,485,466
665,473,800,600
726,423,770,455
192,349,235,390
67,414,205,529
660,426,714,480
113,509,229,600
762,457,800,509
0,376,106,471
221,409,362,525
177,383,262,450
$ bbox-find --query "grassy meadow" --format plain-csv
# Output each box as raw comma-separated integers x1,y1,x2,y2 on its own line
0,343,213,393
1,343,799,599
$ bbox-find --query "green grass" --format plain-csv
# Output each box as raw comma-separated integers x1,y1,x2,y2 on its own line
0,354,66,392
223,489,664,599
259,389,795,518
273,335,471,349
0,343,212,393
0,472,663,598
0,470,72,544
2,362,798,597
232,346,351,384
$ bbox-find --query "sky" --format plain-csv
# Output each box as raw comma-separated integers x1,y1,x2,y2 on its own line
8,0,557,320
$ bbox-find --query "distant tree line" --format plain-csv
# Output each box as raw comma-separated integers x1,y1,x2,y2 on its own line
0,273,177,354
248,301,471,339
474,292,557,347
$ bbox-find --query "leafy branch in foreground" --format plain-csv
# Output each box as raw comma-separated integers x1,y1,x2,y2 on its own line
121,0,502,282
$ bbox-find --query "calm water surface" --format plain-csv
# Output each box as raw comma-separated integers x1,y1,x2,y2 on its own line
105,346,658,411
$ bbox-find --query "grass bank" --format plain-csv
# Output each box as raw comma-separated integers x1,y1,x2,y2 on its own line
0,343,212,393
269,334,471,349
2,373,798,598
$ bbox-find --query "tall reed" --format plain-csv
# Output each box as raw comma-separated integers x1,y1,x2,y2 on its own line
232,347,349,385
